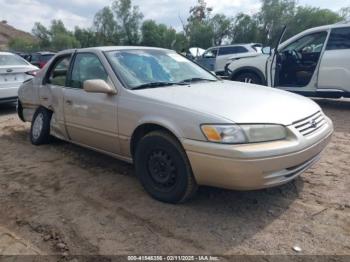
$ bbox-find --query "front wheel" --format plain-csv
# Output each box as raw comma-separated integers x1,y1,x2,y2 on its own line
234,72,262,85
30,108,52,145
134,131,197,204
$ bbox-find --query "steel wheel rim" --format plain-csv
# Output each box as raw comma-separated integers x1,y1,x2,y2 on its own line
147,149,177,191
32,113,44,140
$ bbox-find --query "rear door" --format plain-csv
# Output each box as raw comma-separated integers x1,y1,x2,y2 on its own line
63,52,119,154
318,27,350,93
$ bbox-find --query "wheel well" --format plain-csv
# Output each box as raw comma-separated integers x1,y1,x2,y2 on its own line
130,124,178,158
232,68,265,84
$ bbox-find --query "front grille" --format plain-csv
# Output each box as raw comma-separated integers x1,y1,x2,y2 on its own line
293,111,326,136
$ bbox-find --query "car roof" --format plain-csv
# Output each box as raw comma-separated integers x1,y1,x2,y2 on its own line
297,21,350,34
55,46,173,56
0,52,17,56
279,21,350,49
32,51,56,55
208,43,259,49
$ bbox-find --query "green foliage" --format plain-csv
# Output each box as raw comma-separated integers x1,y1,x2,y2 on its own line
112,0,143,45
231,13,260,44
210,14,233,46
74,27,98,48
32,20,80,51
19,0,346,54
32,22,51,49
141,20,180,50
93,6,118,45
285,6,343,39
8,37,39,52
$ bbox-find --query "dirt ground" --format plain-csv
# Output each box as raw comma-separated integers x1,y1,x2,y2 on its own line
0,98,349,257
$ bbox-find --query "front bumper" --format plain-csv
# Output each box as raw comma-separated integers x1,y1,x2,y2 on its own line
182,119,333,190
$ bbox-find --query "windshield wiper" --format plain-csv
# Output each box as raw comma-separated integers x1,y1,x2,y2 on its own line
177,77,217,84
131,82,179,90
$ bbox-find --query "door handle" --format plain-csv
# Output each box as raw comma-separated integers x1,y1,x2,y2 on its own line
40,97,48,101
65,100,72,105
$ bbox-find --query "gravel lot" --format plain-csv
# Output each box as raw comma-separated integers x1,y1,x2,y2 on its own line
0,99,349,257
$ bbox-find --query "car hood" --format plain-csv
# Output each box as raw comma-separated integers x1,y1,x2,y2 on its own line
134,81,321,126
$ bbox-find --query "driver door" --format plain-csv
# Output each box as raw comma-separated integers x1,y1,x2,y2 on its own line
63,52,120,154
271,31,328,92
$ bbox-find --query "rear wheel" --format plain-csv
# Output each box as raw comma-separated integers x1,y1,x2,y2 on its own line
134,131,197,204
30,108,52,145
234,72,262,85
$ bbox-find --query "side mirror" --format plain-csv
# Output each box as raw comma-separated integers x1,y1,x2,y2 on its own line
83,79,117,95
262,47,272,55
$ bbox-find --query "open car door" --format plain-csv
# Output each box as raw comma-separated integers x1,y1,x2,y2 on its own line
266,26,287,87
269,27,329,94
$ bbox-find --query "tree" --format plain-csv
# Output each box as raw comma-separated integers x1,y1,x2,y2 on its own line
141,20,178,49
93,6,118,45
258,0,297,45
231,13,260,44
8,37,39,52
32,20,80,51
340,7,350,20
74,27,98,48
112,0,143,45
286,7,343,40
32,22,51,49
210,14,232,45
185,0,215,48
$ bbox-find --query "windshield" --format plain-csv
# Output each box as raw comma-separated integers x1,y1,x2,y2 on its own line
0,54,29,66
105,49,217,89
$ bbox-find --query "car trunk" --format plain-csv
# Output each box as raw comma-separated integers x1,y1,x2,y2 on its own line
0,66,32,88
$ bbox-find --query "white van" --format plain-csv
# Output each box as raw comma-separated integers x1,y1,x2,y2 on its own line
226,22,350,98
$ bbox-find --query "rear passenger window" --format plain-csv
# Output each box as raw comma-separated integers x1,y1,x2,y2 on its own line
70,53,108,89
218,46,249,56
47,56,71,86
326,27,350,50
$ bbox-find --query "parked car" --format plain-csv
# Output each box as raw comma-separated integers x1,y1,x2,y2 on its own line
226,22,350,98
18,47,333,203
27,52,56,69
196,43,262,75
0,52,38,104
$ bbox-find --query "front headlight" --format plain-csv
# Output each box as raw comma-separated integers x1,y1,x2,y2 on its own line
201,124,287,144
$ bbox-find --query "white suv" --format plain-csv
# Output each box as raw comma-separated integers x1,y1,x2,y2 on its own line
226,22,350,98
195,44,262,75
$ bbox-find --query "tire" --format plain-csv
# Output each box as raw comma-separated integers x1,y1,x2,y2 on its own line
30,107,52,145
234,72,262,85
17,100,25,122
134,131,198,204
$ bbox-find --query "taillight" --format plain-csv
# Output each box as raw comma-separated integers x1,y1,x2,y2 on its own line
39,62,46,68
26,70,39,77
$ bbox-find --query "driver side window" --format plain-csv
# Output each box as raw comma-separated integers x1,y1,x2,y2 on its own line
70,53,108,89
282,32,328,54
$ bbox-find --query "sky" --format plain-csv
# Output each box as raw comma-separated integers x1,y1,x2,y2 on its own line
0,0,349,33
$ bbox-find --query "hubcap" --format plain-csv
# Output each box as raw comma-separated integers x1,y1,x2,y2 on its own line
147,150,177,190
32,113,44,140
